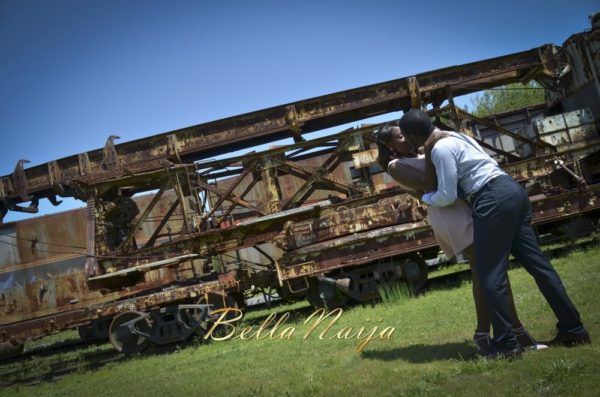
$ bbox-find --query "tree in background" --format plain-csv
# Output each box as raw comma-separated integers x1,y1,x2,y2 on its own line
469,81,545,117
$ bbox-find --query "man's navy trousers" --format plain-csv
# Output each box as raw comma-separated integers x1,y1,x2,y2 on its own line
471,174,585,348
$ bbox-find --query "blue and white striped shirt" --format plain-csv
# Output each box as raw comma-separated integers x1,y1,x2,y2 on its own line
421,130,506,207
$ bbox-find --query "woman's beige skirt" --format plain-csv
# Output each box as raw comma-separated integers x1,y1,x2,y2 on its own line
427,199,474,259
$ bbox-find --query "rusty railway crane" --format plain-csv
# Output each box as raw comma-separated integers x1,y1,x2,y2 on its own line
1,15,599,355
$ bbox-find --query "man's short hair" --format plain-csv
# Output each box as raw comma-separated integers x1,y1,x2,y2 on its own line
399,109,435,139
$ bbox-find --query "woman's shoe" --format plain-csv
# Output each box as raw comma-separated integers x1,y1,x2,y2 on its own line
485,344,523,360
473,331,493,356
512,326,548,350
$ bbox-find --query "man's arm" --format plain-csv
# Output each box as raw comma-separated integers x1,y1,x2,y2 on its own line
421,142,458,207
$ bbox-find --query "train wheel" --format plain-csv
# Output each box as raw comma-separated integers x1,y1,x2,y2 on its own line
198,292,239,338
306,277,349,310
400,256,428,292
0,342,24,359
78,324,95,341
108,311,151,354
178,307,208,338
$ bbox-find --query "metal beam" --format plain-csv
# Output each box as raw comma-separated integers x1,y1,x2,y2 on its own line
0,45,557,218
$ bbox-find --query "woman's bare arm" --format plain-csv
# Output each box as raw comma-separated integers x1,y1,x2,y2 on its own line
387,157,428,192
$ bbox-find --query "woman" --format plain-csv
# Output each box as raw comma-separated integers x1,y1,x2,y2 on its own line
375,122,546,354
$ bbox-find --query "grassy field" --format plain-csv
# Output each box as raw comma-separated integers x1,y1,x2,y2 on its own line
1,241,599,397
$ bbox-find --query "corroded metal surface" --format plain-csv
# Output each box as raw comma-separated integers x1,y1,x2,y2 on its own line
0,277,237,343
277,184,600,286
0,192,187,330
277,221,437,282
1,22,600,349
536,108,598,148
279,195,427,250
0,45,561,220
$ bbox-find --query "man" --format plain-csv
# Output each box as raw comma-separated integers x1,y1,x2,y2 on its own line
375,122,545,356
397,109,590,358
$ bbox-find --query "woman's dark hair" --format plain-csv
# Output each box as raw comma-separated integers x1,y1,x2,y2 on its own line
375,121,400,144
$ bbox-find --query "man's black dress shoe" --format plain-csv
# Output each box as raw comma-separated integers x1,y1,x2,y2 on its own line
544,330,591,347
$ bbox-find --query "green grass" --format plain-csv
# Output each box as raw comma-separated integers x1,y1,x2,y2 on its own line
1,242,599,397
377,280,414,305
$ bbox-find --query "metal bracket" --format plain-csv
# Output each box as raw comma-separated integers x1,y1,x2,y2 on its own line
78,152,91,176
445,85,463,132
47,161,61,186
102,135,120,170
167,134,182,163
0,203,6,224
285,105,304,142
554,159,588,190
7,197,39,214
0,177,6,200
0,180,6,224
407,76,422,109
47,161,67,197
12,159,32,202
285,277,310,294
84,198,98,277
47,193,63,206
1,162,39,214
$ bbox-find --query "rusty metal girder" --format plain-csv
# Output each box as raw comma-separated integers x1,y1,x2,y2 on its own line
281,141,358,209
83,128,379,283
0,45,559,220
503,143,600,182
279,195,427,250
0,276,238,344
455,107,556,153
530,184,600,224
429,114,521,162
87,116,598,285
204,164,255,220
276,160,361,195
118,180,170,252
90,200,333,289
143,198,181,249
194,177,265,216
276,184,600,284
2,35,597,348
217,176,262,223
277,222,438,281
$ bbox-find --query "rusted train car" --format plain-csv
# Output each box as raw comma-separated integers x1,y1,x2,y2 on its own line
1,15,600,355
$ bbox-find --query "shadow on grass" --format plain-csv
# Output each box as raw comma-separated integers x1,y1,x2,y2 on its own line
539,238,599,261
361,341,478,363
426,269,472,292
425,238,599,295
242,303,315,326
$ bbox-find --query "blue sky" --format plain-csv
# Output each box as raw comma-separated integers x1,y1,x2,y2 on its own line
0,0,597,222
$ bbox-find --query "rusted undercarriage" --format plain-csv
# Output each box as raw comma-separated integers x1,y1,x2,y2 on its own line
1,23,599,353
